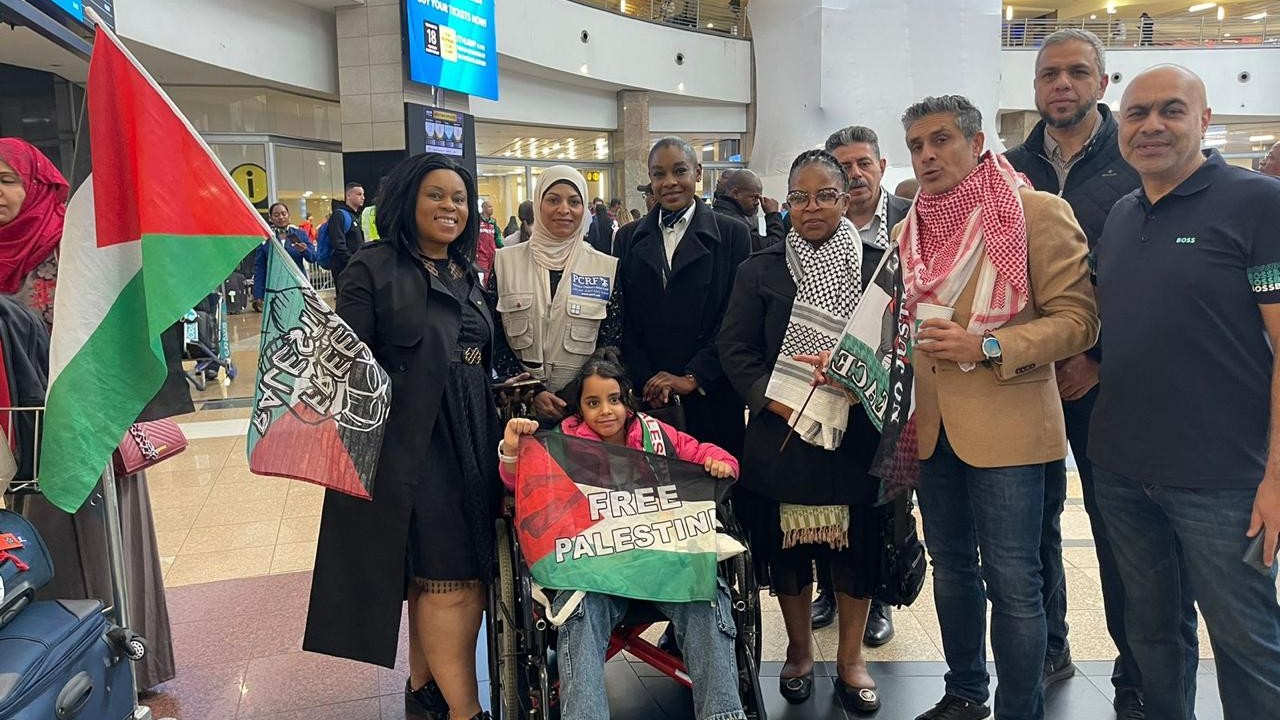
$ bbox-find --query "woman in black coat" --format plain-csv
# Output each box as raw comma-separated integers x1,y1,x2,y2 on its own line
303,154,499,720
718,150,889,712
614,137,751,458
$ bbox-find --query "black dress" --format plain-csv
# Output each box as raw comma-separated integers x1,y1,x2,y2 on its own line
717,243,888,599
407,258,501,586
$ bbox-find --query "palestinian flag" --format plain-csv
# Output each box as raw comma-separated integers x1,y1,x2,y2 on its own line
248,238,390,499
827,246,920,503
515,430,731,604
39,25,267,512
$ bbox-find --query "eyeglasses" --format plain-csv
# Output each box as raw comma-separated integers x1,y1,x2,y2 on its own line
786,188,845,208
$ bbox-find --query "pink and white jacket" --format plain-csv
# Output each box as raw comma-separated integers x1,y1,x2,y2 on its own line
499,413,739,490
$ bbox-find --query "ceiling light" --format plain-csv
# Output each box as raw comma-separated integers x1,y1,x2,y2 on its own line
1107,3,1116,13
1090,14,1097,19
1249,134,1275,142
1203,137,1227,146
1189,3,1215,13
317,160,327,166
1224,32,1231,36
1005,5,1013,21
677,82,685,92
707,23,715,28
580,64,589,74
1217,6,1224,20
702,145,714,152
1245,12,1267,20
302,190,313,198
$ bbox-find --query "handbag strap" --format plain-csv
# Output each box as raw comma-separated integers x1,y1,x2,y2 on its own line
127,424,161,462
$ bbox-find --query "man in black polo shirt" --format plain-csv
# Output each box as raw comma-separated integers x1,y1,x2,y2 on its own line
1003,29,1150,718
1091,64,1280,720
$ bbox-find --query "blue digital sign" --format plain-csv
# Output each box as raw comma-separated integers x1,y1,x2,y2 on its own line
43,0,115,30
405,0,498,101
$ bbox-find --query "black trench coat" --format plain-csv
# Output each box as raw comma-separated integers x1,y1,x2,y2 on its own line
302,241,498,668
614,201,751,457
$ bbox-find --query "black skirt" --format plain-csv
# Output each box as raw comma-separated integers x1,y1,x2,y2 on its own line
406,360,501,583
734,405,887,598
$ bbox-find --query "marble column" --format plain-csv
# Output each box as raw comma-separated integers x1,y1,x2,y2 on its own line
613,90,650,214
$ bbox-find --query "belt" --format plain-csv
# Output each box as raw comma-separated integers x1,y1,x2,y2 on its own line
452,347,483,365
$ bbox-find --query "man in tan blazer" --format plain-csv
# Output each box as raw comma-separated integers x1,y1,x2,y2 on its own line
898,95,1099,720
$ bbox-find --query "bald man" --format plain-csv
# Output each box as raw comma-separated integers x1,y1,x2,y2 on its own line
1261,141,1280,177
1090,64,1280,720
711,168,785,251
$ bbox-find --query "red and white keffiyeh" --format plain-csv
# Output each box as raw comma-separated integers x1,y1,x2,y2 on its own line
899,151,1030,336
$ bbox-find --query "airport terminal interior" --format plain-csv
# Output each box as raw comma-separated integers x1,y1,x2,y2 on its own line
1,1,1279,719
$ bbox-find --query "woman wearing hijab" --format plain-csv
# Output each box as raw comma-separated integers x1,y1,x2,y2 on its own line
1,137,178,690
490,165,622,422
0,138,66,327
719,150,890,712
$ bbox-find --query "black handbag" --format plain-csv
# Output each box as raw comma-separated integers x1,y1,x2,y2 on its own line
873,493,927,607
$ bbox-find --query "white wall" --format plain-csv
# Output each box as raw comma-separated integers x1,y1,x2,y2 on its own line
469,66,618,129
650,99,747,134
1000,47,1280,118
494,0,752,105
749,0,1006,193
116,0,338,96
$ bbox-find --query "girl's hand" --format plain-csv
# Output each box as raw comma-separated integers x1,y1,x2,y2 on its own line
704,458,735,479
502,418,539,458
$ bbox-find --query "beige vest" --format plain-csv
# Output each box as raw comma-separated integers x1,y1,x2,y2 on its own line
494,242,618,392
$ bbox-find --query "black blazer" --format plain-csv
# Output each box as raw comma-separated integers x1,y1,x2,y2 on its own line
304,241,497,668
615,201,751,454
717,242,878,505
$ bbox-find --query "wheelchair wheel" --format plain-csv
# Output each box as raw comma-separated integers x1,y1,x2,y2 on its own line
493,519,521,719
728,551,766,719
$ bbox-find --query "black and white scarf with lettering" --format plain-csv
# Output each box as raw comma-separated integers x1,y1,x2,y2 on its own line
766,217,862,451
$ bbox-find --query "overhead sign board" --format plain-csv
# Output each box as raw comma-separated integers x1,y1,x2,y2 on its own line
404,0,498,101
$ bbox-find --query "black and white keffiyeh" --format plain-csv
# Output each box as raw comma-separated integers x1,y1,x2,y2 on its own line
766,217,863,451
867,187,891,251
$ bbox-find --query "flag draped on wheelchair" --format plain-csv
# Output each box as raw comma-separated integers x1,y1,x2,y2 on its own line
515,431,731,605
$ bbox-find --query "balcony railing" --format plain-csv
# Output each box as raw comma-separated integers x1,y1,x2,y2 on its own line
1002,15,1279,49
569,0,750,38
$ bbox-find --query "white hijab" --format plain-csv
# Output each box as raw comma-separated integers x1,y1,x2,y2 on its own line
528,165,592,271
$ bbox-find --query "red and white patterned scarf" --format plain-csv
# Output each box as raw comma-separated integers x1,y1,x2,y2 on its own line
899,151,1030,334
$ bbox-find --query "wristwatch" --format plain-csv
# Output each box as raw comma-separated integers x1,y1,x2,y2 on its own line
981,331,1003,365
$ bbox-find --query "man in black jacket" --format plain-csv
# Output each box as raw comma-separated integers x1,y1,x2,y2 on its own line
327,182,366,281
1003,28,1150,720
615,136,751,458
809,125,912,644
711,168,785,251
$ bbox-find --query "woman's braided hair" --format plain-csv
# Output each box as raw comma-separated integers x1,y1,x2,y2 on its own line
787,148,850,191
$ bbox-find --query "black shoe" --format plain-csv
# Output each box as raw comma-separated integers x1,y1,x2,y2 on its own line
837,679,881,714
779,670,814,704
1114,688,1145,719
811,588,836,629
864,600,894,647
405,679,448,720
1043,649,1076,686
914,693,991,720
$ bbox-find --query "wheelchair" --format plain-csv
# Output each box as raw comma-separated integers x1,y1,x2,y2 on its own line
485,400,766,720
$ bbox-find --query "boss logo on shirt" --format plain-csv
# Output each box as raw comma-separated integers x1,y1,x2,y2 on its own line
1175,237,1197,244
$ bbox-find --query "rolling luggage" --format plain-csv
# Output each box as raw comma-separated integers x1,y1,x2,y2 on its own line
1,508,54,629
225,272,249,314
0,598,140,720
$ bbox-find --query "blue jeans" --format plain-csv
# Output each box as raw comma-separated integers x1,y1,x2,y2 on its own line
555,586,746,720
917,430,1047,720
1042,458,1069,660
1093,467,1280,720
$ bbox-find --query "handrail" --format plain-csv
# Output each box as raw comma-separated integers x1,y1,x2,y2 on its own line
1002,15,1279,49
567,0,750,39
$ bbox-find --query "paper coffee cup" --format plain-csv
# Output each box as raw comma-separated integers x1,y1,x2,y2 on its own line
914,303,954,344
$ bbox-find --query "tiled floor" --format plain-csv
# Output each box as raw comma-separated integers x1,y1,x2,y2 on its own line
130,306,1236,718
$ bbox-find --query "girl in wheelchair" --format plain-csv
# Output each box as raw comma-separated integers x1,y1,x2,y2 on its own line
499,347,749,720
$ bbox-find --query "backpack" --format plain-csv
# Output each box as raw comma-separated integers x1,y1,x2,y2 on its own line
316,209,352,270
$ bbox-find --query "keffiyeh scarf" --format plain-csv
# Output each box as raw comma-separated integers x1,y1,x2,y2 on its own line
899,151,1030,371
766,217,862,451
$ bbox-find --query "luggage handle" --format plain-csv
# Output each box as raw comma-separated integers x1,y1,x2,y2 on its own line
55,671,93,719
